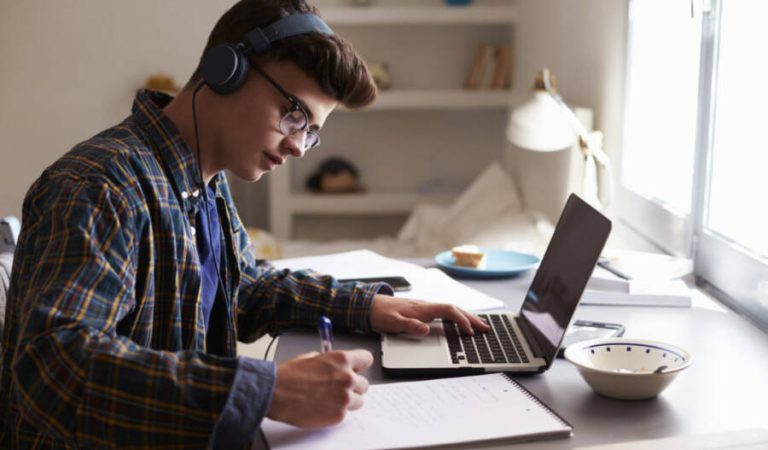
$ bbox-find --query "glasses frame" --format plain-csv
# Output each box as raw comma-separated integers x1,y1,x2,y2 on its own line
250,64,321,151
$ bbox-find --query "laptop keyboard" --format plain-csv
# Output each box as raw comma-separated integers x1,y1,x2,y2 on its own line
443,314,530,365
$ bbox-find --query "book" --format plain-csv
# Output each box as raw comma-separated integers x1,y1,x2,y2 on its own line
490,44,512,89
464,43,494,90
261,373,572,450
581,279,692,307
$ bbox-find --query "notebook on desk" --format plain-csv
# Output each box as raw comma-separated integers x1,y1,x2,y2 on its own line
261,372,572,450
381,193,612,376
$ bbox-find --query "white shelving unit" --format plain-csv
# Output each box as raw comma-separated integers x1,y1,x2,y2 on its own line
321,4,517,25
268,1,517,240
344,89,522,111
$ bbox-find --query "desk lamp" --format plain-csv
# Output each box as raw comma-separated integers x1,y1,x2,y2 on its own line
506,68,611,209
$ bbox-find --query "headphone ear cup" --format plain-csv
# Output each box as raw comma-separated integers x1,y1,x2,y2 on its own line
200,43,250,94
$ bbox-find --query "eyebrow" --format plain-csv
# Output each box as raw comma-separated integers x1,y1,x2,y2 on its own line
293,97,316,123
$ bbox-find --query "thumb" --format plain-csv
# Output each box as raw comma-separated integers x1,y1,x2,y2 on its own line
403,318,430,335
295,351,320,360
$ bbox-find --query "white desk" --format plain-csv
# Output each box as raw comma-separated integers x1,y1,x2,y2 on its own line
253,261,768,449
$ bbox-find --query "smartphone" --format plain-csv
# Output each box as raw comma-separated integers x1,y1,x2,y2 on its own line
557,320,625,358
337,276,412,292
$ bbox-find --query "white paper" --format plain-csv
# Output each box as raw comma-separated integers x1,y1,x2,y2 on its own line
581,279,692,307
587,266,630,292
273,249,424,279
261,373,571,450
273,249,504,311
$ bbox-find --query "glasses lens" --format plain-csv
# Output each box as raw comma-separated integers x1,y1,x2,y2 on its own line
305,131,320,150
279,108,307,136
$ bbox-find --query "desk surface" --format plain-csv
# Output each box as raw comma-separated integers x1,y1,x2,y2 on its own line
255,262,768,449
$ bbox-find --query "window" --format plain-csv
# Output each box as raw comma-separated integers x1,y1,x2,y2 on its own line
706,1,768,258
622,0,701,217
621,0,768,328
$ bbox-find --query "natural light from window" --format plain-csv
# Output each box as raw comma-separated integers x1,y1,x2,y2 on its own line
622,0,701,215
707,0,768,258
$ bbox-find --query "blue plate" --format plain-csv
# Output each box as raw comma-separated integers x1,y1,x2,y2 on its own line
435,248,540,278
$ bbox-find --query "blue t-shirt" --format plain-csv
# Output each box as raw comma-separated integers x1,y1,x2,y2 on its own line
195,185,221,331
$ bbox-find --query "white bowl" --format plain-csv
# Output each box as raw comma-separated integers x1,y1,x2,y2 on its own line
564,337,692,400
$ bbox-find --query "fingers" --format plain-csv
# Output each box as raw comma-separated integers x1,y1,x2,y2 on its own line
468,313,492,332
347,392,365,411
270,349,375,427
352,372,369,395
341,349,374,372
409,303,491,335
433,304,475,335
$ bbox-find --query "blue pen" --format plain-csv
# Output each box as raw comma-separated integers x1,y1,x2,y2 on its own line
318,315,334,353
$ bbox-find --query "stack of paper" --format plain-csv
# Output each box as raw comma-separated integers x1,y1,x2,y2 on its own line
581,279,692,308
273,249,505,311
599,250,693,281
587,265,631,291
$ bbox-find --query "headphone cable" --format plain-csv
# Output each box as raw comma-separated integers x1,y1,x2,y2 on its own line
191,81,232,339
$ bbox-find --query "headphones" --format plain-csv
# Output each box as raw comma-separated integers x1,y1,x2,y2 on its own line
200,13,334,95
189,14,333,328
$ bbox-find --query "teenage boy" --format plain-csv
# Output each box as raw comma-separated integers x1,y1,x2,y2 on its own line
0,1,489,448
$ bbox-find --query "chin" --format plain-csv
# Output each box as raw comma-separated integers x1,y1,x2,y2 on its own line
245,169,266,183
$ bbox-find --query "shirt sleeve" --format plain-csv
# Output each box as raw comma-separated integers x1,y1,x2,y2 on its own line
218,183,394,343
10,175,241,448
210,357,276,448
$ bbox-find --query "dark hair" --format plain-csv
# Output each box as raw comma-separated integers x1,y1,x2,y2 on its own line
189,0,377,109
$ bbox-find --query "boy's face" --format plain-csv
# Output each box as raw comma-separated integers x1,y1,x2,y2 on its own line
210,60,338,182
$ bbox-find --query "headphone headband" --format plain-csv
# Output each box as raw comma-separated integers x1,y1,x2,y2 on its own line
201,13,334,95
246,13,333,54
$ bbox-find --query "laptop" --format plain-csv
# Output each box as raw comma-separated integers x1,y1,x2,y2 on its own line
381,193,611,376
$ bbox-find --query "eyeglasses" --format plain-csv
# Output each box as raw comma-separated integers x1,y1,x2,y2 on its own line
251,65,321,151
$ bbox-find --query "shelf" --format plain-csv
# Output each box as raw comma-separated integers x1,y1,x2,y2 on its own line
340,89,522,111
268,4,516,240
286,192,457,215
322,5,517,25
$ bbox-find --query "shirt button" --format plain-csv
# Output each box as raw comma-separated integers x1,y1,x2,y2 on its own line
190,226,196,237
191,189,201,198
181,191,189,200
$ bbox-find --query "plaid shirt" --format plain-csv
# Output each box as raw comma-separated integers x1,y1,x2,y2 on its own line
0,90,388,449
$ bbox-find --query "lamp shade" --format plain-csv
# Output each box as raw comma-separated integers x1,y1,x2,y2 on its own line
507,90,576,152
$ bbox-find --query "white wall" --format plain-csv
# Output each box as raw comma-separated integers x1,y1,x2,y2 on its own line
0,0,627,231
0,0,236,219
511,0,627,220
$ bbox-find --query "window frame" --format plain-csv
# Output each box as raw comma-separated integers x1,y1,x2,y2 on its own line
620,0,768,330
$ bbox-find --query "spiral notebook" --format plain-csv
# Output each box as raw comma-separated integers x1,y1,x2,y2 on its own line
260,373,572,450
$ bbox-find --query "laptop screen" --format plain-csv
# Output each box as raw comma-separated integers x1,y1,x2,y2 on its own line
519,194,611,367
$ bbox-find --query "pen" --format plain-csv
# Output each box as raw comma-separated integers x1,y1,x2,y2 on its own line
597,257,632,280
318,315,334,353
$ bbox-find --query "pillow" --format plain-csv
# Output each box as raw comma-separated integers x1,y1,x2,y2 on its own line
437,162,523,245
0,252,13,351
396,203,450,248
0,216,20,253
245,227,283,260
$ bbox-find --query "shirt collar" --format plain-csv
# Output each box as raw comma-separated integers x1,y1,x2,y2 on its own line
131,89,222,211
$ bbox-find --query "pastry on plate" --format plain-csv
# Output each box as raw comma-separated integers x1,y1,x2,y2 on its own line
451,245,486,269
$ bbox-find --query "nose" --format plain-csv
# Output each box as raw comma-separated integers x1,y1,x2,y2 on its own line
282,132,307,158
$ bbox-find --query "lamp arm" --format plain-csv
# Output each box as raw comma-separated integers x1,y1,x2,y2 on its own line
541,68,612,208
541,70,611,168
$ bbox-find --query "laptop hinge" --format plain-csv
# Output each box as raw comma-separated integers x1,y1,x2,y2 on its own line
516,316,546,360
